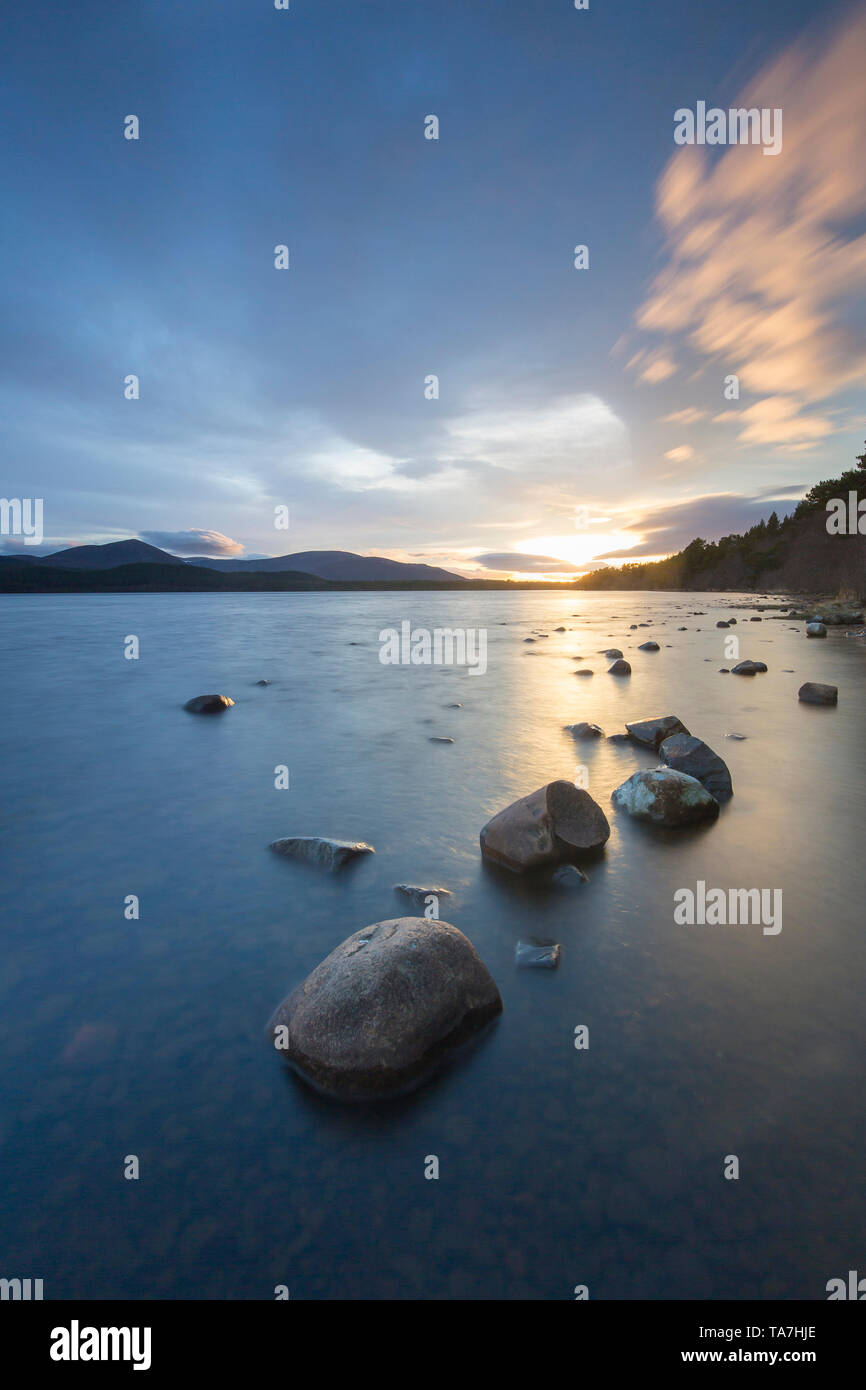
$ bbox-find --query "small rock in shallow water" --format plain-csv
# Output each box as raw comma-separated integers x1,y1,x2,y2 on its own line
269,837,375,871
565,721,604,738
553,864,588,887
731,660,767,675
716,620,730,628
638,640,660,651
394,884,453,908
429,736,454,743
607,733,633,744
608,658,631,675
573,668,594,676
184,693,235,713
798,682,838,705
515,939,561,970
806,622,827,638
255,679,270,686
725,732,747,740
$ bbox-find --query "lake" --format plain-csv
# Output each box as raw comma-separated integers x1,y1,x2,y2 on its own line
1,589,863,1299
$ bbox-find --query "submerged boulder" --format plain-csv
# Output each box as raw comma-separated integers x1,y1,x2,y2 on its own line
626,714,690,750
552,864,588,888
268,917,502,1099
393,883,453,908
611,768,719,827
798,682,838,705
480,780,610,873
658,733,733,801
269,837,374,870
515,939,561,970
731,660,767,675
184,694,234,713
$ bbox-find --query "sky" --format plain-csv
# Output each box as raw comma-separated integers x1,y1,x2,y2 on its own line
3,0,865,579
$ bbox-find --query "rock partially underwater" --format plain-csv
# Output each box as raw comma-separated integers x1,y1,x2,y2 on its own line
268,917,502,1100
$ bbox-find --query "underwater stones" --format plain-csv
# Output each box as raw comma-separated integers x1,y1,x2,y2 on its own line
393,884,453,908
515,939,561,970
269,837,375,871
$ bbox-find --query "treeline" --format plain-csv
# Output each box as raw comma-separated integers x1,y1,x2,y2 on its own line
577,442,866,593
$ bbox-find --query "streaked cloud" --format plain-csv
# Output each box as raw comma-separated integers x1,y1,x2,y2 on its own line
634,11,866,445
473,551,584,573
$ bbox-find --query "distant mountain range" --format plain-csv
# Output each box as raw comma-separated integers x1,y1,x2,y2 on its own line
1,539,460,582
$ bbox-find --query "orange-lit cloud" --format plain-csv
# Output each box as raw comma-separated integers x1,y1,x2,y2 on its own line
634,12,866,445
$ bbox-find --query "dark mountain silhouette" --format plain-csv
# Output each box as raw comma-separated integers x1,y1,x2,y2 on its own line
0,562,329,593
184,549,459,581
36,539,187,569
4,539,459,582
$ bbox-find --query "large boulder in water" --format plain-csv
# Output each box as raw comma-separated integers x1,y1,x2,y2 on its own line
268,917,502,1100
626,714,690,750
658,733,733,801
269,837,374,870
798,682,838,705
480,780,610,872
184,694,234,713
607,658,631,675
611,768,719,826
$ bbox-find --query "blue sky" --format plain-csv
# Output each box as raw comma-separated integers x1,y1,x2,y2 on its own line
4,0,865,576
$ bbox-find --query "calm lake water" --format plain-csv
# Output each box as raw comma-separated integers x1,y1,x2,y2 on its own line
1,590,864,1300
